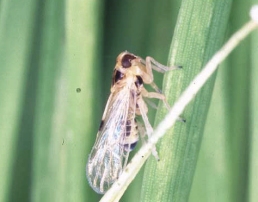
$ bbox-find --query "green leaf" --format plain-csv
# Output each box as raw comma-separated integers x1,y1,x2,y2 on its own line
0,0,38,201
30,1,103,201
190,1,258,202
249,9,258,202
141,0,232,201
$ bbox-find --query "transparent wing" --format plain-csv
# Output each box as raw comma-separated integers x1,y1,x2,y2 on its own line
86,84,136,194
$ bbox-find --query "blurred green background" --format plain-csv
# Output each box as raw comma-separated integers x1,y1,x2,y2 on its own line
0,0,258,202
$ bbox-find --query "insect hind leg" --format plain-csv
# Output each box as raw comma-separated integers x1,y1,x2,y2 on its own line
137,100,160,161
136,121,159,160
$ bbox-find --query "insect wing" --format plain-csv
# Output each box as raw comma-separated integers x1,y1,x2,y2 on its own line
86,86,135,194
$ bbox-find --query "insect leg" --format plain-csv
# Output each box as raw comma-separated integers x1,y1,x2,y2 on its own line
141,87,170,110
136,121,147,145
141,56,181,93
145,56,181,73
137,98,160,160
141,88,186,122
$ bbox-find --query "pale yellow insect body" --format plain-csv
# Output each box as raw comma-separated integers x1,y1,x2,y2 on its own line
86,51,177,194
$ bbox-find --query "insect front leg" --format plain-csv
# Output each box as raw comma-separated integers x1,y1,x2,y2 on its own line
141,56,181,93
145,56,181,73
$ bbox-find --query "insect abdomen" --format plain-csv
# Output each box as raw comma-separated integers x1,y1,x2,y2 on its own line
122,118,139,151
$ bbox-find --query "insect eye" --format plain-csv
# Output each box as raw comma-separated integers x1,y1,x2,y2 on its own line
121,54,136,68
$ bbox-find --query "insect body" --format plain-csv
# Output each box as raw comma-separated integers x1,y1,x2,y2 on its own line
86,51,178,194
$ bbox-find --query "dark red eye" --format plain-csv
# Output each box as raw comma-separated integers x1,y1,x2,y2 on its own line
121,54,136,68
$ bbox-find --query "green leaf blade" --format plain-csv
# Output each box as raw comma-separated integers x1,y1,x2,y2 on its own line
141,1,232,201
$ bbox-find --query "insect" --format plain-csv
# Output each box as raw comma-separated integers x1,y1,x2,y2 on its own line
86,51,179,194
